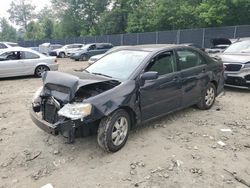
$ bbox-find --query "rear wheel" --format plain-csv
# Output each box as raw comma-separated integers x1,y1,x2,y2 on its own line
197,82,216,110
35,65,49,77
97,109,130,152
59,52,65,58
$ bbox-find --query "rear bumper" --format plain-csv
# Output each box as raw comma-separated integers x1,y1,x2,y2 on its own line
48,64,59,71
70,55,80,60
49,52,57,56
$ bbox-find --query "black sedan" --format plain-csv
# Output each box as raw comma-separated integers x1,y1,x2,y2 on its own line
30,45,224,152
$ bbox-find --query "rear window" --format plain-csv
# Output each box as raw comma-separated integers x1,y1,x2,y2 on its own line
8,43,19,47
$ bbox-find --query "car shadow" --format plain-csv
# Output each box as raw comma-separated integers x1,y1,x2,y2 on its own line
225,86,250,93
0,75,40,81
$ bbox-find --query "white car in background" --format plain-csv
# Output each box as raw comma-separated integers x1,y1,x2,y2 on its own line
0,42,19,49
0,47,58,78
51,44,84,58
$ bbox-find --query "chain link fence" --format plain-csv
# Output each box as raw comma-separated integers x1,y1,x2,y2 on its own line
18,25,250,48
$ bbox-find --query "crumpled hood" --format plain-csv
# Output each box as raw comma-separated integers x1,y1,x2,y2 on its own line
216,53,250,64
41,71,115,102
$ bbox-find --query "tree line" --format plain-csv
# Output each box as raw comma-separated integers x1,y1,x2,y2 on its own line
1,0,250,42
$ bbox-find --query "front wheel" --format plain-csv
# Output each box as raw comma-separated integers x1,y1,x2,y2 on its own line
97,109,130,152
80,54,88,61
197,83,216,110
59,52,65,58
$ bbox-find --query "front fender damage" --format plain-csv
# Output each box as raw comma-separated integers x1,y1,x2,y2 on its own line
35,71,140,143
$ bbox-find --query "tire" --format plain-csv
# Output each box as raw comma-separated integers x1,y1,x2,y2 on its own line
197,82,216,110
59,52,65,58
35,65,49,77
80,54,88,61
97,109,131,152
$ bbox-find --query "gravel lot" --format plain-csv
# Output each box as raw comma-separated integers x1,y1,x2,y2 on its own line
0,58,250,188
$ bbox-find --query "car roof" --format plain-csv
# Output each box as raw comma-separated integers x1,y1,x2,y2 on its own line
117,44,186,52
0,47,45,57
86,43,113,45
0,47,35,52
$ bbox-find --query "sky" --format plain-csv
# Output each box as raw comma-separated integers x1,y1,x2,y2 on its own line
0,0,51,19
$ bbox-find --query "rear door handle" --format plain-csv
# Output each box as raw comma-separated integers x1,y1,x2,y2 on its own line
202,68,206,73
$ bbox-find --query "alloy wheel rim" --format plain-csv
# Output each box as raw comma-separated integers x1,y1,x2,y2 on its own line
37,66,47,76
112,117,128,146
205,87,215,106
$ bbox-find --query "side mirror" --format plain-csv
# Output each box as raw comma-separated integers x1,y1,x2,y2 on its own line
141,71,159,81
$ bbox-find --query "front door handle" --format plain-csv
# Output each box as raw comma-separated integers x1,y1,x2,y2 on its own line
202,68,206,73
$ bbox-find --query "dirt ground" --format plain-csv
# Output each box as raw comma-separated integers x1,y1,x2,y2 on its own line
0,58,250,188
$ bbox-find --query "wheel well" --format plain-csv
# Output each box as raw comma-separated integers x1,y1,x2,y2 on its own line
34,65,50,74
211,80,218,89
119,107,137,128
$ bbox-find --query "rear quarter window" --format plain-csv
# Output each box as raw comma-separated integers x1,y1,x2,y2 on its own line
22,51,40,59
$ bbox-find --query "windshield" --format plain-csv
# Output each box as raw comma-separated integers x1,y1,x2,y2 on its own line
80,45,91,51
224,41,250,53
86,50,149,80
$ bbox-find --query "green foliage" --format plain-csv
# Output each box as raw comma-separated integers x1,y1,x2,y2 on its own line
3,0,250,41
8,0,36,30
24,21,43,40
0,18,17,41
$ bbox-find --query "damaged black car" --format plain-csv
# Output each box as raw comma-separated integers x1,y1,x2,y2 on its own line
30,45,224,152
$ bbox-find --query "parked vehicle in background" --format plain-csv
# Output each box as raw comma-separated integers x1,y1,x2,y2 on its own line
215,40,250,89
50,44,84,58
0,47,58,78
70,43,113,61
0,42,19,49
88,46,130,64
29,47,39,52
182,43,205,51
206,38,232,54
30,44,224,152
39,43,63,56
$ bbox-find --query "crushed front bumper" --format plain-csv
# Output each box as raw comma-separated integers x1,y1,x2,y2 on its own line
30,106,79,143
30,107,59,135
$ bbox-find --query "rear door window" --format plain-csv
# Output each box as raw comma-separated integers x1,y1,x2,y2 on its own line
176,49,207,70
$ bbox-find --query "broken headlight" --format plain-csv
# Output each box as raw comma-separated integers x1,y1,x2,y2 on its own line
32,86,43,105
58,103,92,120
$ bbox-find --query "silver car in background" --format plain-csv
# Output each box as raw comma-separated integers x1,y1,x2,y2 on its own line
0,42,19,49
88,46,130,65
216,40,250,89
0,47,58,78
